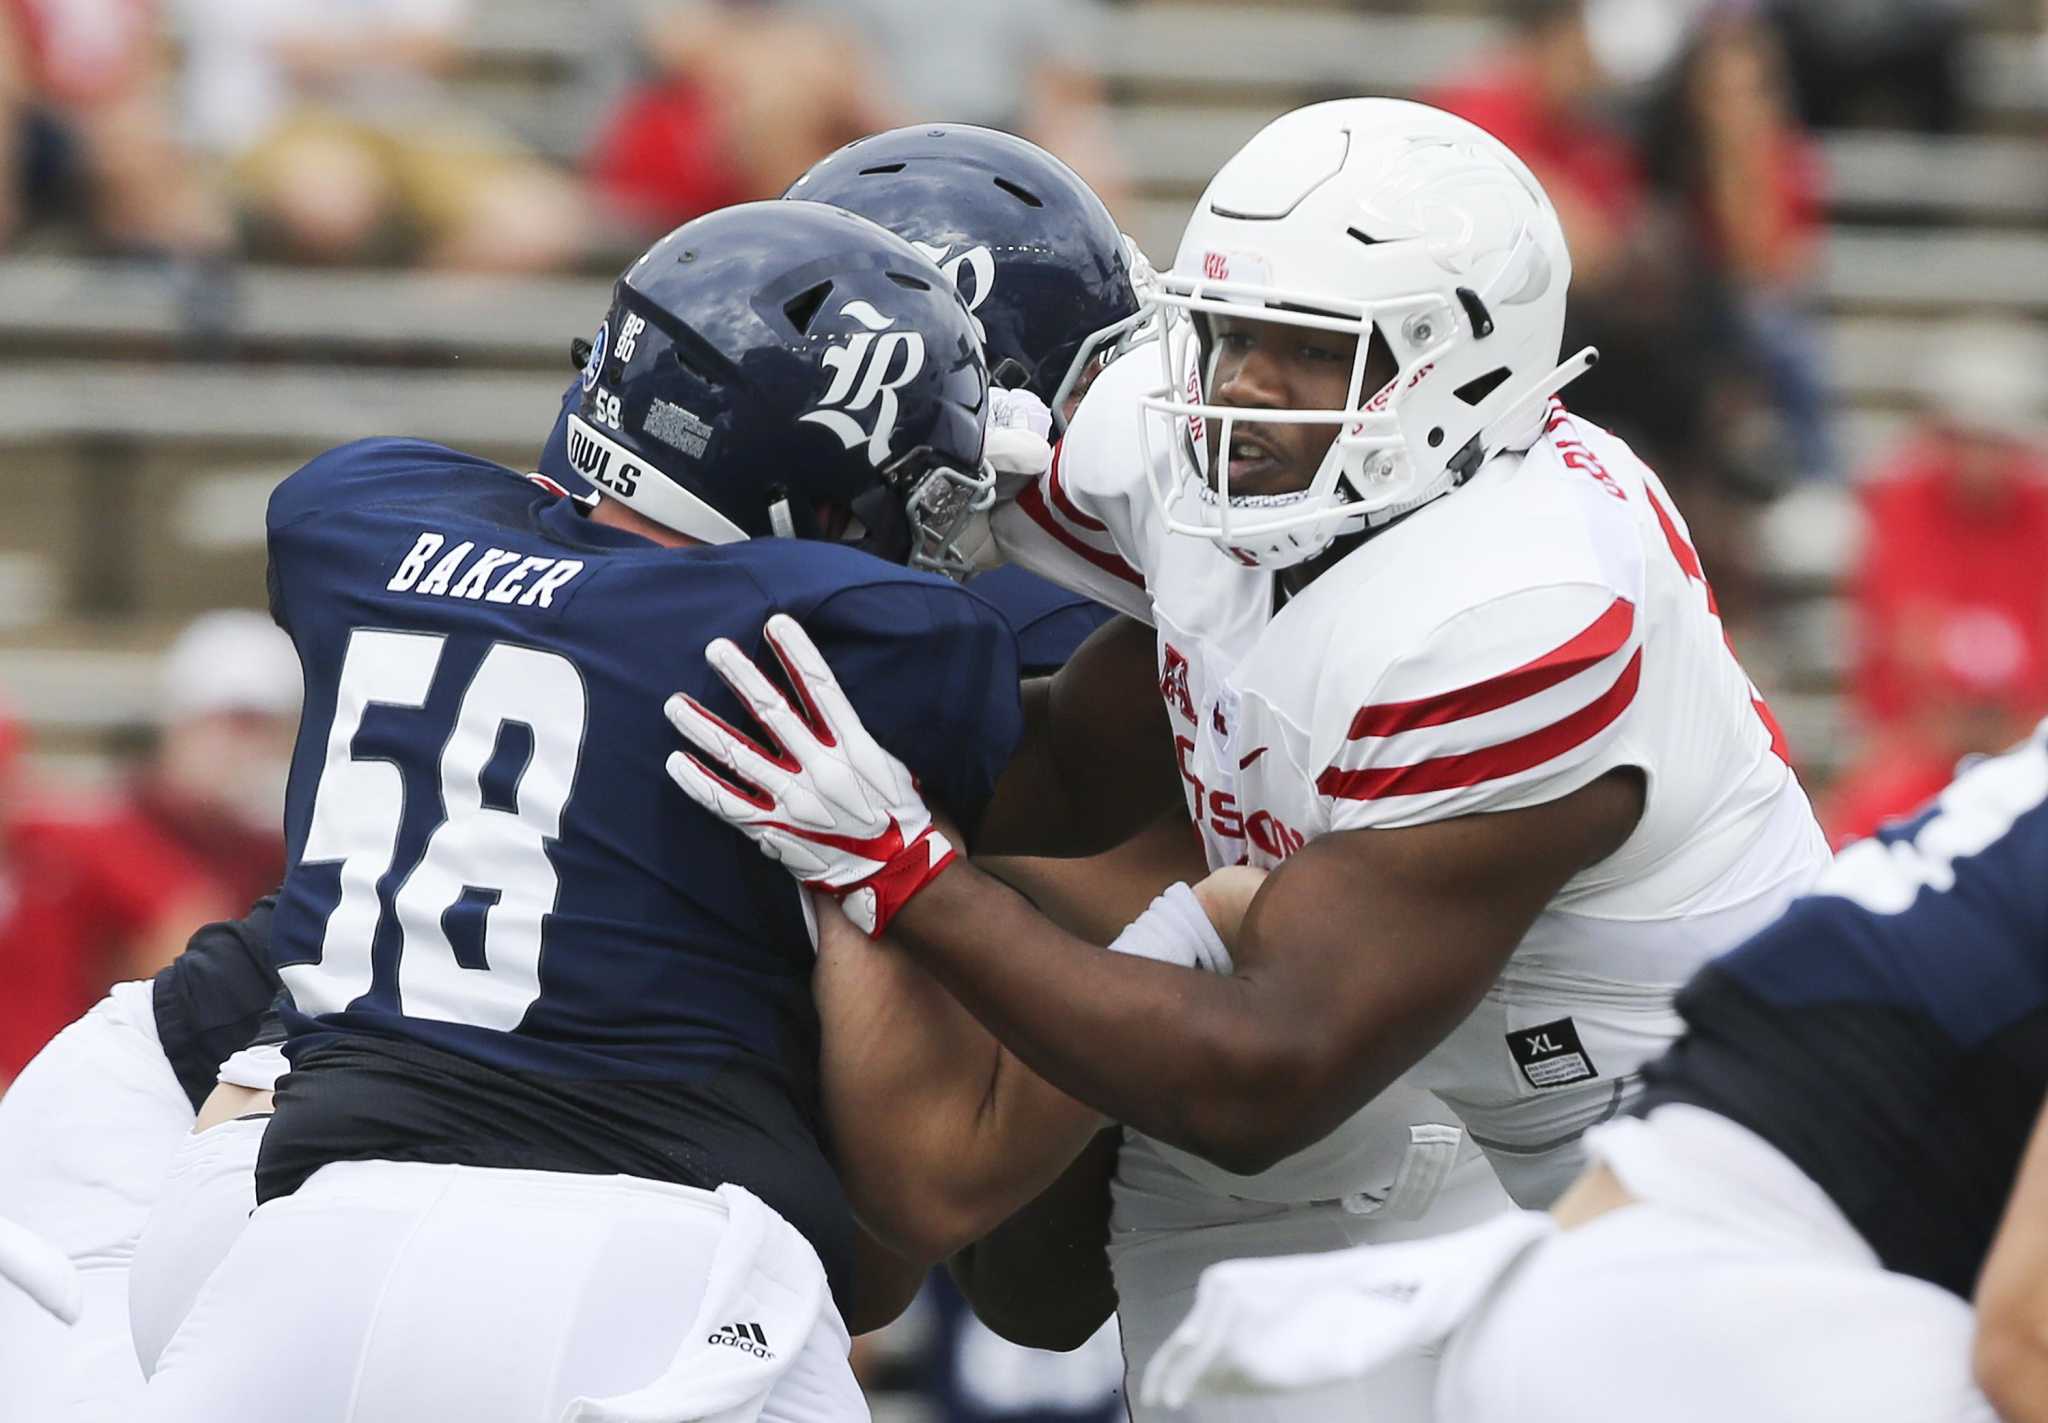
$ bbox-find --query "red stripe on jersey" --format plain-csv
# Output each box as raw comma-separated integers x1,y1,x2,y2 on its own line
1319,649,1642,801
1345,597,1636,741
1645,486,1703,585
1045,442,1108,532
1015,481,1146,589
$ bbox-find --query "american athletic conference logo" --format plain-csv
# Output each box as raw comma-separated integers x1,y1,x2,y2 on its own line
799,300,926,468
580,321,608,392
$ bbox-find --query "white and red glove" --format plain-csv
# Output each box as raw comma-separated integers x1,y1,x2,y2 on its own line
956,386,1054,573
664,613,956,937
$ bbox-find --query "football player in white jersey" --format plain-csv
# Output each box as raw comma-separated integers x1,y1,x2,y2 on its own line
667,97,1831,1419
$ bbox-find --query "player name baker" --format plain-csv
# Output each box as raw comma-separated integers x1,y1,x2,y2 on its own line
385,530,587,608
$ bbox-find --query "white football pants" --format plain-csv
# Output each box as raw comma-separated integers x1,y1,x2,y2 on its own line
129,1112,267,1376
1114,1129,1513,1423
0,980,195,1421
141,1160,867,1423
1439,1105,1997,1423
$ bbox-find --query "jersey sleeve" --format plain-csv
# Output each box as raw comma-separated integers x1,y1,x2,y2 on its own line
990,353,1157,624
1313,582,1645,831
800,579,1025,841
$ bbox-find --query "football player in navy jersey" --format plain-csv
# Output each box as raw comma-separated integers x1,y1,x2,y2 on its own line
1135,727,2048,1422
106,138,1165,1414
138,201,1022,1423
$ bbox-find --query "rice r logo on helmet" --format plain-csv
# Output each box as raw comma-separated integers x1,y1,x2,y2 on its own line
799,301,928,468
909,241,997,343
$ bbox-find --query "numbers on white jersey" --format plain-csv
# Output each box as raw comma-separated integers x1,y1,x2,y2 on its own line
284,629,587,1027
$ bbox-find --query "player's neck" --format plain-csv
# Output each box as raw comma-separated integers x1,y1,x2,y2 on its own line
1275,530,1366,604
588,497,701,550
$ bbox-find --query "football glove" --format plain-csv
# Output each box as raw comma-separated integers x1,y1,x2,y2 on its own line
664,613,955,937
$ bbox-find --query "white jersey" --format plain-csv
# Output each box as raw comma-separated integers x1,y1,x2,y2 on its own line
994,345,1828,1235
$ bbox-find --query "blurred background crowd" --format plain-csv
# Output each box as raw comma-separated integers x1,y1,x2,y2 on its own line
0,0,2043,1415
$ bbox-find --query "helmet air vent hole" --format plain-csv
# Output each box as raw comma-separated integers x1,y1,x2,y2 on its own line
858,163,906,176
1456,286,1495,339
783,282,834,333
1345,226,1383,248
994,177,1044,208
1453,368,1511,406
886,271,931,291
1428,428,1445,448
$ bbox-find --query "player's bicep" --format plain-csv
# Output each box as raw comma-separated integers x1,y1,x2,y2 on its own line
978,614,1181,856
1237,771,1644,1129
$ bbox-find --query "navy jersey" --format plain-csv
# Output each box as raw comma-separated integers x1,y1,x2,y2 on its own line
967,566,1114,677
1640,729,2048,1297
259,437,1023,1300
150,892,282,1111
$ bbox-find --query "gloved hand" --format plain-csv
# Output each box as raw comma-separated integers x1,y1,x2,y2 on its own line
984,385,1054,491
664,614,955,936
955,386,1052,574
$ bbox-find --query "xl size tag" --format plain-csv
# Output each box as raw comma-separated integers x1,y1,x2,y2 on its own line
1508,1016,1597,1090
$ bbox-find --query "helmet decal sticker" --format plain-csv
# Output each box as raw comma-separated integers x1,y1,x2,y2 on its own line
909,240,997,342
580,321,609,393
800,302,929,467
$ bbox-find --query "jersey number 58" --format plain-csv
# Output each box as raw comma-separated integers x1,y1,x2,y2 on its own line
282,628,586,1029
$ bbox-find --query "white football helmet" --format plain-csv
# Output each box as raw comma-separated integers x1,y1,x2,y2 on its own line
1136,98,1598,569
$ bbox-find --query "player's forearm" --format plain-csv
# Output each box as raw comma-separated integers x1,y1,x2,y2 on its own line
892,863,1341,1176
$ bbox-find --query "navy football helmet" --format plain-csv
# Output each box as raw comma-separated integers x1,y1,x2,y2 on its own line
562,201,993,576
784,125,1147,432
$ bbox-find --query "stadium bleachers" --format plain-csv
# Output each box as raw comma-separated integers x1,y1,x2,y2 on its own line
2,0,2042,780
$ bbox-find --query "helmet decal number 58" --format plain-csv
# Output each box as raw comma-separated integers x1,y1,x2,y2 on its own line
285,629,587,1028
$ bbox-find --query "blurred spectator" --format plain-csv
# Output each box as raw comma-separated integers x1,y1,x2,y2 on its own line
1427,0,1650,291
0,0,230,258
588,1,886,234
173,0,581,271
800,0,1128,208
1827,320,2048,844
1431,0,1778,615
1769,0,1983,134
587,0,1128,240
125,611,296,910
0,702,228,1084
1647,7,1832,480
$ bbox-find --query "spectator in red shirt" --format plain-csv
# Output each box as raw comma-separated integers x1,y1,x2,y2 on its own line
0,706,227,1084
588,2,886,237
125,611,297,911
1827,320,2048,844
0,0,230,258
1426,0,1647,291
